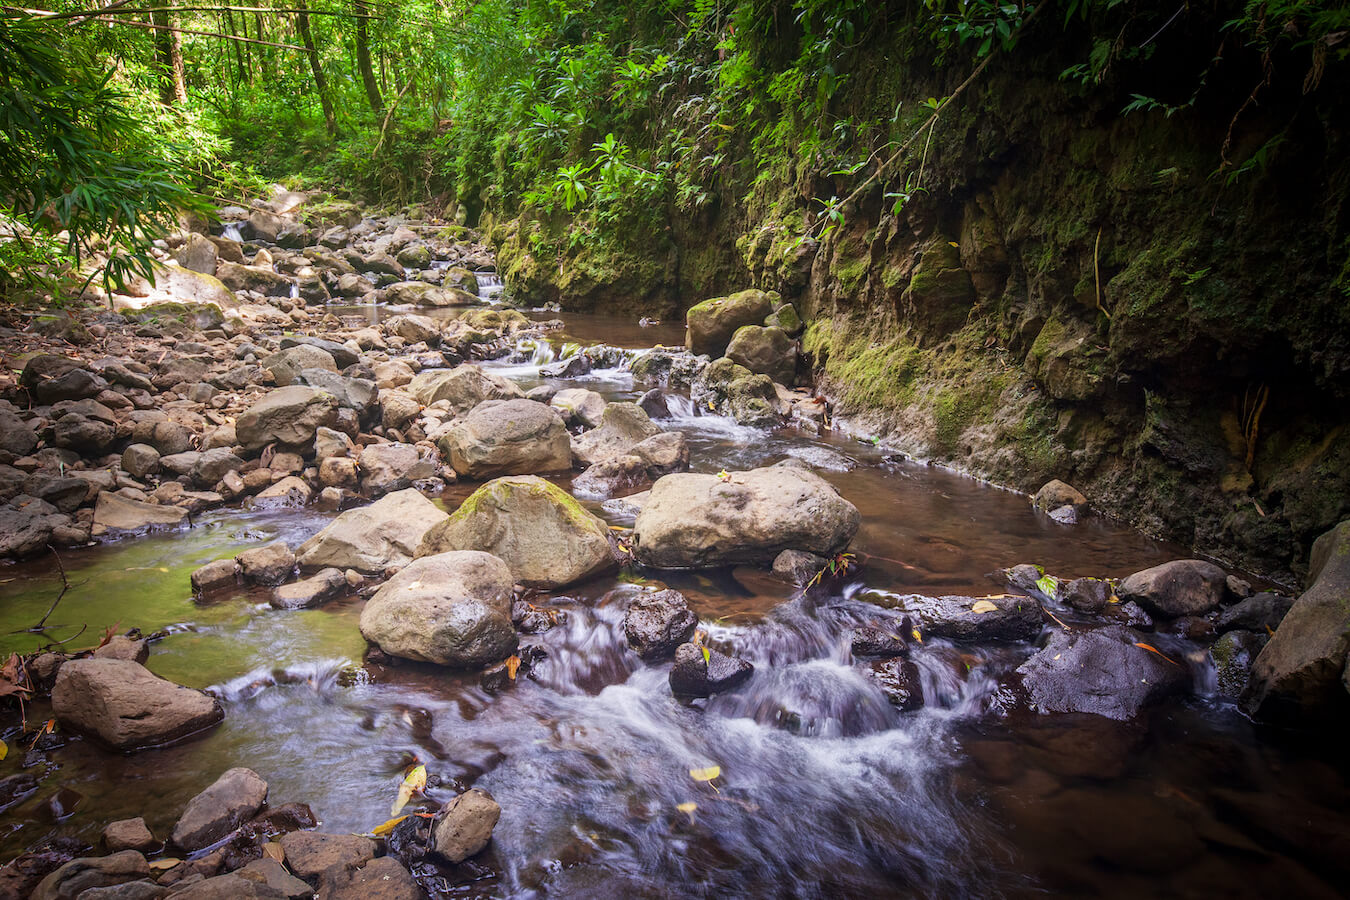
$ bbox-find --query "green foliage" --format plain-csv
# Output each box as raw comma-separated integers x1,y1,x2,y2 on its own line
0,15,209,301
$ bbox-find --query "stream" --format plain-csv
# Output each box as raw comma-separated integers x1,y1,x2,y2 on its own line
1,305,1347,898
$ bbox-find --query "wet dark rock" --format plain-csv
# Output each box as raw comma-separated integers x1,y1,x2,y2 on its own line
636,388,670,419
540,355,591,379
1016,625,1189,720
316,856,422,900
246,801,318,837
771,549,830,587
191,559,239,595
50,413,116,453
867,658,924,711
277,832,376,882
670,642,753,697
1216,592,1292,633
480,644,547,693
236,542,296,586
172,767,269,852
894,593,1042,642
29,850,149,900
1107,600,1154,629
623,589,698,660
51,658,223,750
432,788,501,864
851,623,911,658
998,564,1043,593
103,818,157,854
0,773,38,814
1063,577,1112,613
1213,630,1268,697
511,599,565,633
1243,519,1350,722
34,368,107,404
1168,615,1215,641
0,409,38,456
0,502,63,559
271,568,346,610
1118,559,1228,618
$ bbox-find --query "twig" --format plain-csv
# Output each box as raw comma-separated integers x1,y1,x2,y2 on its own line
1042,604,1072,631
33,544,71,632
88,16,308,50
372,75,416,160
1093,227,1111,319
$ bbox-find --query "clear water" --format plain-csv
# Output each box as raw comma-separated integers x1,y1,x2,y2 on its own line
1,315,1346,899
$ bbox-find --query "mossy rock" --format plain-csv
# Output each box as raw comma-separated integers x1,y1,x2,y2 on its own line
685,289,779,357
119,301,224,330
416,475,616,589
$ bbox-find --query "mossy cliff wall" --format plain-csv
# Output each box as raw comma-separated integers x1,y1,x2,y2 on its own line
493,12,1350,584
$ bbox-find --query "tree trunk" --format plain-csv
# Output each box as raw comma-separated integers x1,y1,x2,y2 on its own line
295,0,338,137
354,0,383,115
168,13,188,103
149,9,184,104
224,8,249,84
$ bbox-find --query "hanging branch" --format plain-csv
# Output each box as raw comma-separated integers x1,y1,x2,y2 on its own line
60,4,384,18
89,15,308,50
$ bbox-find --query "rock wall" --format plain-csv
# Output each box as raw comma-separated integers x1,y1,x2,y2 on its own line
492,14,1350,585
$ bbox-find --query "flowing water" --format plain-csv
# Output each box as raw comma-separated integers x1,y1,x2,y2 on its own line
1,310,1347,898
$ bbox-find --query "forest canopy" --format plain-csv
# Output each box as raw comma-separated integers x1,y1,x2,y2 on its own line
1,0,1346,299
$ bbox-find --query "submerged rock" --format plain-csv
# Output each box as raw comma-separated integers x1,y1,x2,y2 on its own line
670,642,753,697
295,488,447,574
633,464,859,568
1016,625,1188,721
416,476,615,589
52,659,223,750
867,658,924,711
359,550,516,667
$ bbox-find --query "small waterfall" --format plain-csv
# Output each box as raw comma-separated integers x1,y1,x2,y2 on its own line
289,283,300,300
475,270,504,303
222,223,243,242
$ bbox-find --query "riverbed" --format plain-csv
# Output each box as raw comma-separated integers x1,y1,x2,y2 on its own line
1,307,1346,898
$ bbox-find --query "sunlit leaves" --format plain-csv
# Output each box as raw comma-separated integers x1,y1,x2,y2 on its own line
391,764,427,816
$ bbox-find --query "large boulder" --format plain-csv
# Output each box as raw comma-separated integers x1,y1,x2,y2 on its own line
359,551,517,666
1118,559,1228,618
408,365,524,414
438,399,571,479
235,386,338,451
383,281,465,307
294,370,378,423
690,357,782,426
1016,625,1189,720
51,659,223,750
93,493,188,532
1243,520,1350,722
171,767,269,852
0,502,66,559
550,388,606,429
725,325,797,385
633,464,860,568
685,289,776,357
570,402,662,467
358,442,437,497
260,345,336,387
295,488,447,574
0,409,38,456
215,260,291,297
176,232,219,275
417,476,615,589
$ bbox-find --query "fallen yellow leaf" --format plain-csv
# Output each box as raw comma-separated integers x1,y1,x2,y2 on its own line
0,740,6,761
970,599,998,614
372,815,409,836
676,801,697,823
911,628,923,643
262,842,284,862
689,765,721,783
505,655,521,680
391,764,427,816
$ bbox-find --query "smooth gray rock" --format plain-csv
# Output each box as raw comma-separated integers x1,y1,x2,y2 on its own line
171,767,269,852
51,659,223,750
